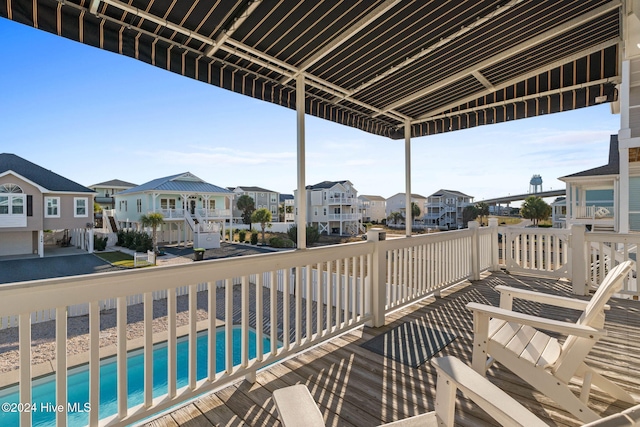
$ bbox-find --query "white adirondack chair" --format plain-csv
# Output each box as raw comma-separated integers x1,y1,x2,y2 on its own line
467,260,636,423
272,356,548,427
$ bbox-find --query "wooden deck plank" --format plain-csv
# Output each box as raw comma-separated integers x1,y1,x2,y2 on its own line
143,271,640,427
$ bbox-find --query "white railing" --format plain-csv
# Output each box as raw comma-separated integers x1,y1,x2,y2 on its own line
196,208,231,218
327,213,362,221
573,205,615,219
327,197,356,205
585,232,639,297
500,227,570,278
155,208,185,219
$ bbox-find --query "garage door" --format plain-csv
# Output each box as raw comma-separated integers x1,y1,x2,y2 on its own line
0,231,32,256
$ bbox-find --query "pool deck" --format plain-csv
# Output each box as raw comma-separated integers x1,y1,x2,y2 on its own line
143,271,640,427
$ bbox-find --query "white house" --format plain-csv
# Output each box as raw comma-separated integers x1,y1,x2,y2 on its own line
280,194,295,223
424,189,474,229
229,186,280,222
112,172,233,248
295,180,362,235
385,193,427,224
559,135,633,233
358,195,386,223
89,179,137,211
0,153,95,257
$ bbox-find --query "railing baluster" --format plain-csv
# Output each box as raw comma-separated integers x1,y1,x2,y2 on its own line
352,256,357,323
167,289,177,398
270,271,277,356
117,296,128,417
283,271,290,351
360,255,365,319
89,301,100,425
306,264,313,341
256,273,264,362
241,276,249,368
56,306,67,426
188,284,197,389
344,257,351,324
225,279,233,375
19,313,31,427
316,262,323,338
336,260,342,328
295,266,302,346
326,261,333,333
208,282,217,382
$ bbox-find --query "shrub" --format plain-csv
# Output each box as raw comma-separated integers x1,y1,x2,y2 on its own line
286,225,320,246
238,230,247,242
269,237,295,248
93,235,108,251
250,231,259,245
118,230,152,252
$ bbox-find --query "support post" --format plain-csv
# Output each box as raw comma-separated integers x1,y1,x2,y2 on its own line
404,120,412,238
469,221,480,280
38,229,44,257
365,228,387,327
488,217,499,271
296,74,307,249
570,224,587,295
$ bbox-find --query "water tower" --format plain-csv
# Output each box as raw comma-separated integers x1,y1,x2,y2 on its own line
529,174,543,193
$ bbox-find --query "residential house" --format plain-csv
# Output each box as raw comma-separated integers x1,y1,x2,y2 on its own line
0,153,95,257
89,179,137,211
279,194,294,223
550,197,567,228
113,172,233,248
559,135,631,233
295,180,362,235
229,186,280,222
358,195,386,223
385,193,427,225
424,189,474,229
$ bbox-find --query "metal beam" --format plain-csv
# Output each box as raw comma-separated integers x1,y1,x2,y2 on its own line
373,1,621,117
89,0,100,15
471,70,494,90
415,40,620,122
205,0,263,58
345,0,525,99
404,120,412,238
280,0,402,85
296,74,307,250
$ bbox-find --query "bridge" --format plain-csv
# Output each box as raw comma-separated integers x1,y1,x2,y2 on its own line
477,189,566,205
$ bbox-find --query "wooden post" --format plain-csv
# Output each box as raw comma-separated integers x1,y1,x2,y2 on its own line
469,221,480,280
570,224,587,295
366,228,387,327
488,217,499,271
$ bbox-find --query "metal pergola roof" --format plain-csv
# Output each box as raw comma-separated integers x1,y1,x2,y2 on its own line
1,0,621,139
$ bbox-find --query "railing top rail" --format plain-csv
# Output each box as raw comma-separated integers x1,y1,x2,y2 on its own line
0,241,375,316
585,232,640,243
379,228,473,250
503,226,569,236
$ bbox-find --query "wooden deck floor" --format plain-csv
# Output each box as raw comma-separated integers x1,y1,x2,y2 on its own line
144,272,640,427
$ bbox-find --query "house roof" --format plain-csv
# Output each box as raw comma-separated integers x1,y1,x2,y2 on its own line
3,2,620,140
387,192,427,200
560,135,619,179
234,186,277,193
306,180,350,190
359,195,386,202
429,189,473,198
0,153,94,193
118,172,231,195
90,179,138,188
279,194,294,203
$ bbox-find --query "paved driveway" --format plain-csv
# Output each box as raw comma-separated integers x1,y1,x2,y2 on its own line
0,254,122,285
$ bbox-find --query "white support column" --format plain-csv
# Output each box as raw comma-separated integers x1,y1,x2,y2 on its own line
38,230,44,257
366,228,387,327
404,120,412,237
619,60,631,233
469,221,480,280
488,217,499,271
296,73,307,249
88,228,94,253
570,224,588,295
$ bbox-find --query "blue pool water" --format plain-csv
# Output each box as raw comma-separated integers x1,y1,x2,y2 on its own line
0,327,271,427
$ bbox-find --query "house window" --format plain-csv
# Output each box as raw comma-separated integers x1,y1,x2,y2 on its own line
270,194,277,203
208,199,216,210
74,198,88,217
314,207,318,216
45,197,60,217
323,207,327,215
160,198,176,210
260,193,265,197
271,206,277,216
137,199,142,213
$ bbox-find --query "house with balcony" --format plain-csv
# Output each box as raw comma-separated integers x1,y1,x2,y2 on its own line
0,153,95,257
89,179,137,211
229,186,280,222
358,195,386,223
113,172,233,248
559,135,627,233
295,180,362,235
280,194,295,223
424,189,474,230
385,193,427,225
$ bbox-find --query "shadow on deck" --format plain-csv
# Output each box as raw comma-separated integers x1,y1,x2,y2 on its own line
146,271,640,427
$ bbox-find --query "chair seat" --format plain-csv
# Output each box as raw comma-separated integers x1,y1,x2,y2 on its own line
489,319,562,368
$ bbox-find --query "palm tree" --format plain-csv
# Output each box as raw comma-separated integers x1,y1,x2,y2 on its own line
410,202,421,225
140,212,165,255
251,208,272,244
521,196,551,226
387,211,404,225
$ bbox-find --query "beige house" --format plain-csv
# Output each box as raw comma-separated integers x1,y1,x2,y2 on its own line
0,153,96,257
358,195,386,223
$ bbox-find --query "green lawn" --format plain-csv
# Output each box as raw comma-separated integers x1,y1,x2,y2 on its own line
94,251,137,268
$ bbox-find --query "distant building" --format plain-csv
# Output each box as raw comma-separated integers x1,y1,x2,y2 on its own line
424,189,474,229
385,193,427,225
279,194,294,223
0,153,95,257
229,186,280,222
295,180,362,235
89,179,137,211
358,195,386,223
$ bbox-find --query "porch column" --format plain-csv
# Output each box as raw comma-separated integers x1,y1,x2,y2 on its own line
404,120,412,237
570,224,587,295
619,60,631,233
38,230,44,258
296,73,307,249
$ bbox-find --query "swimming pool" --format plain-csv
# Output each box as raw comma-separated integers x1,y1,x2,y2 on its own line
0,326,271,427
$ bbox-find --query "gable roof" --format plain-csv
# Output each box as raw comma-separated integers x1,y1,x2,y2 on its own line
234,186,277,193
387,192,427,200
359,195,386,201
306,180,350,190
118,172,231,195
279,194,294,202
560,135,619,179
0,153,94,193
428,189,473,198
90,179,138,188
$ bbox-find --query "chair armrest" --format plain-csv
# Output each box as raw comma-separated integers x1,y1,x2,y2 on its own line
430,356,547,427
273,384,325,427
466,302,606,339
494,285,608,311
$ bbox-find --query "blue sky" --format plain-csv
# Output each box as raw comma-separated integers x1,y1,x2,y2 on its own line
0,17,620,202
